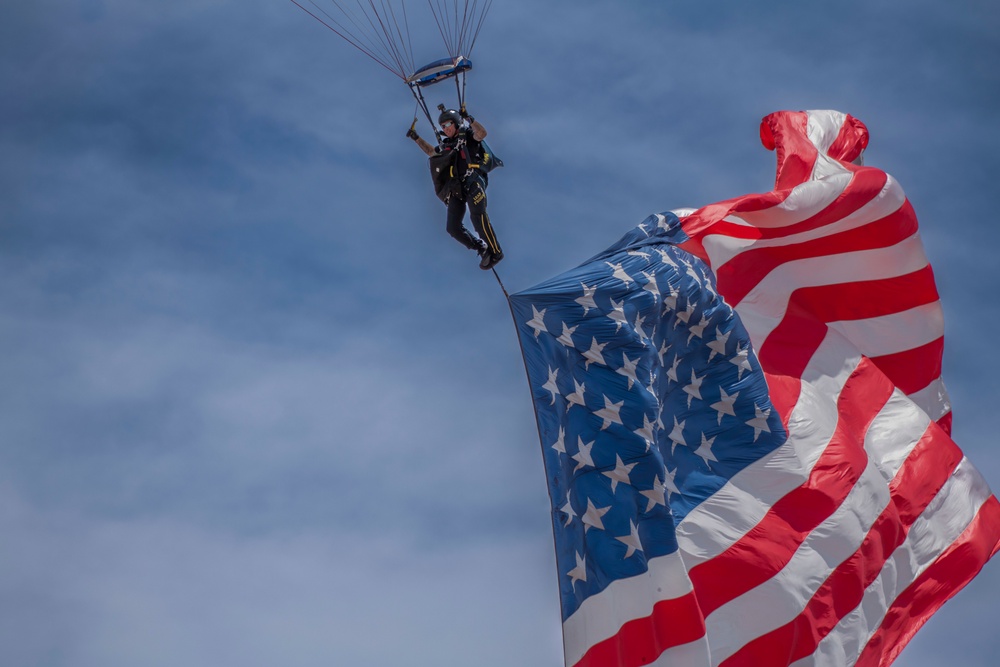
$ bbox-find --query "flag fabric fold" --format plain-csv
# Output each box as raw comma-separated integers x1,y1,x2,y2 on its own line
510,110,1000,667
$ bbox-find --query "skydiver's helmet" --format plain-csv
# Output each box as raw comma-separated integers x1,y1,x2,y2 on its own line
438,108,463,131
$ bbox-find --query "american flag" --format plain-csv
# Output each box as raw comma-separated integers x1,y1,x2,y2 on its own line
509,110,1000,667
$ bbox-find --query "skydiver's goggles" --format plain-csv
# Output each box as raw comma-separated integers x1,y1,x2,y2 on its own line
440,120,455,129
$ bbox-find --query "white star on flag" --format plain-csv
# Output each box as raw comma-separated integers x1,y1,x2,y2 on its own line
663,464,680,495
668,416,687,454
730,342,752,378
654,246,676,265
560,489,576,527
676,301,696,324
683,369,704,407
646,371,659,405
663,289,679,313
641,271,660,299
584,337,608,369
526,305,547,337
557,322,578,348
615,520,643,558
747,404,772,441
634,413,656,450
685,264,703,286
640,475,667,512
595,395,625,430
608,298,627,332
617,353,640,389
551,426,566,454
688,314,710,343
565,379,586,412
542,367,559,405
707,328,731,361
572,437,595,471
711,387,739,424
567,551,587,586
575,283,597,315
666,356,681,384
581,498,611,531
606,261,634,285
603,454,637,492
634,313,651,341
694,433,718,465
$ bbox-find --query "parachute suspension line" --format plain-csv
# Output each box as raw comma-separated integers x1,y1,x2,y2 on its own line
409,84,441,142
400,1,416,76
352,0,412,79
465,0,492,55
368,0,415,80
289,0,405,80
426,0,492,59
427,0,453,56
319,0,409,77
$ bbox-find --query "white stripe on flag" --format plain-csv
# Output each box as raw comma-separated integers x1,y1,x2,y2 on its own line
829,303,943,359
790,457,995,667
562,551,693,667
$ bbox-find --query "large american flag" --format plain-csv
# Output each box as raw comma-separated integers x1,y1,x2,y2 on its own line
509,110,1000,667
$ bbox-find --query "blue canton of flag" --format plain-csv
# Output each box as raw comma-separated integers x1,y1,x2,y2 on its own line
510,212,787,626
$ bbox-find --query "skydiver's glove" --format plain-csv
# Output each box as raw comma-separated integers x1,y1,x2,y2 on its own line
406,128,419,140
460,107,474,123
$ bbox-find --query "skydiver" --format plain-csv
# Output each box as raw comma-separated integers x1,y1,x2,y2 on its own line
406,107,503,270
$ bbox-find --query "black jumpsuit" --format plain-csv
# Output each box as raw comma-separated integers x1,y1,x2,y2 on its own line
438,129,502,258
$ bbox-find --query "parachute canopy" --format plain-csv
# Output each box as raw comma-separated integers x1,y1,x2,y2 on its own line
406,56,473,88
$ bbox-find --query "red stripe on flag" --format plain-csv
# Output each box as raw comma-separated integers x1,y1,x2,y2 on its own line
870,337,944,396
935,411,953,437
719,421,963,666
855,495,1000,667
716,201,920,307
762,371,800,430
678,170,887,259
689,359,894,616
762,111,816,190
827,114,869,164
679,191,794,261
758,268,940,380
749,169,889,241
571,590,706,667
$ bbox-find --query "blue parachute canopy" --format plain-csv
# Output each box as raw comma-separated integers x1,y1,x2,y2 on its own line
406,56,473,88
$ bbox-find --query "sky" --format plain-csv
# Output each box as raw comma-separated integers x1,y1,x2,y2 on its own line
1,1,998,666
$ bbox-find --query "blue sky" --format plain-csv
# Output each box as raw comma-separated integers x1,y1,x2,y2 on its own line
1,1,998,665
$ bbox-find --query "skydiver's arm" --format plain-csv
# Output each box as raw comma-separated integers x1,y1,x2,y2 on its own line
461,108,488,141
414,136,436,156
470,119,487,142
407,127,437,157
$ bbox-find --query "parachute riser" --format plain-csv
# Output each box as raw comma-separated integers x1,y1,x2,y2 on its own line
409,83,443,143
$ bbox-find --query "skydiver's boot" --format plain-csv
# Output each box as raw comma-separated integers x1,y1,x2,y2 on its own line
483,247,503,270
476,239,493,269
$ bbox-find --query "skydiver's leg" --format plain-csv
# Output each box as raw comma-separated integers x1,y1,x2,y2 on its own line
466,177,502,258
445,194,481,251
